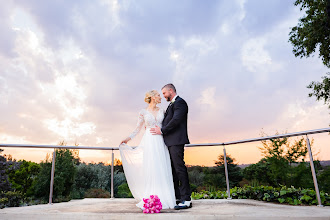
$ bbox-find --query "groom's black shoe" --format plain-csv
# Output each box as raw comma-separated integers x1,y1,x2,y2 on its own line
176,199,181,205
174,200,192,210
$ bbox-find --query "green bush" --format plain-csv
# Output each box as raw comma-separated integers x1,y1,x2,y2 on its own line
0,191,24,208
84,188,110,198
191,185,329,206
7,160,40,196
318,166,330,193
71,163,127,199
116,183,133,198
34,149,76,202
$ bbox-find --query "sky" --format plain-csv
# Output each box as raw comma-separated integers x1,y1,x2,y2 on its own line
0,0,329,166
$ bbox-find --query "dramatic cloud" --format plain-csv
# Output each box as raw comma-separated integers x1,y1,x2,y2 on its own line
0,0,328,165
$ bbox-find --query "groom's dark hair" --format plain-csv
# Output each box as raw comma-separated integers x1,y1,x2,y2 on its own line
162,83,176,93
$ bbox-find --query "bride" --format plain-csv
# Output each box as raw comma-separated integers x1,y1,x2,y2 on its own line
120,90,176,210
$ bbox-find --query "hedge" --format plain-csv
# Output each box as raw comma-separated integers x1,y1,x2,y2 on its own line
191,185,329,206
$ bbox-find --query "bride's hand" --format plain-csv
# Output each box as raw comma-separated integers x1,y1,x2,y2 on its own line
150,125,162,135
120,137,131,145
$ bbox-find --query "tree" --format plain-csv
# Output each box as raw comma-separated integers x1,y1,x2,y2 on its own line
53,149,76,200
188,169,205,188
0,149,12,193
289,0,330,110
259,132,309,165
307,73,330,108
290,162,315,189
7,160,40,196
71,163,97,199
72,162,127,198
214,154,243,187
257,132,312,186
289,0,330,67
318,165,330,193
33,158,52,200
243,158,275,186
34,149,76,201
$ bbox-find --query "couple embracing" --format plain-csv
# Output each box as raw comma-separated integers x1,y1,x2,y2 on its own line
120,83,192,210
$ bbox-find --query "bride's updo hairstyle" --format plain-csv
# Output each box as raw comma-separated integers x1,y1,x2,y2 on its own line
144,90,158,103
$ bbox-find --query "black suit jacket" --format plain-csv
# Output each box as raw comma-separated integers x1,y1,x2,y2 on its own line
161,96,190,146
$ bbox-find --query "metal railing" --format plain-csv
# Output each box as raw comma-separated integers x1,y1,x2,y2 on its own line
0,127,329,207
187,127,330,207
0,144,119,203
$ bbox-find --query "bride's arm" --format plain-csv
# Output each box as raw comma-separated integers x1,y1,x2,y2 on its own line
121,110,145,144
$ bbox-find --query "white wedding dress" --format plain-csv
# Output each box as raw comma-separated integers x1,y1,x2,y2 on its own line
119,108,176,209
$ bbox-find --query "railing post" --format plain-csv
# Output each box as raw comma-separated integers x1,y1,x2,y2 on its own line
49,148,56,204
111,149,114,199
306,135,323,207
223,145,231,199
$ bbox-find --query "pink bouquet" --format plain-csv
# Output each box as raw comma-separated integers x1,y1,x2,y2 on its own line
143,195,162,213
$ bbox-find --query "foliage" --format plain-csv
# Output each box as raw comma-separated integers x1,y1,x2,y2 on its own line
214,154,243,188
53,149,76,199
289,0,330,67
84,188,110,198
188,168,205,188
34,148,76,202
289,0,330,111
7,160,40,196
307,73,330,108
71,163,97,199
0,149,12,192
116,183,133,198
289,0,330,113
33,159,52,200
192,185,330,206
0,191,24,208
250,133,310,186
259,134,308,164
290,162,314,189
72,162,127,199
187,156,243,191
318,165,330,193
203,170,226,190
243,158,274,186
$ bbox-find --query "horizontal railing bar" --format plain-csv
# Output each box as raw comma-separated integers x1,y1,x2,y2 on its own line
186,127,330,147
0,128,328,150
0,144,119,150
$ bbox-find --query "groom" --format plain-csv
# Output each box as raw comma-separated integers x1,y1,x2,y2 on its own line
150,83,192,210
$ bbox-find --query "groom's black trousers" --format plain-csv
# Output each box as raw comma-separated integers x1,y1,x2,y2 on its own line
168,144,191,201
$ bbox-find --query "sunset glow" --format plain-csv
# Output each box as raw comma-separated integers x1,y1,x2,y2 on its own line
0,1,329,166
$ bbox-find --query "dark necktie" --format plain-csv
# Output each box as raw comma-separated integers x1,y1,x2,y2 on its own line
165,102,172,114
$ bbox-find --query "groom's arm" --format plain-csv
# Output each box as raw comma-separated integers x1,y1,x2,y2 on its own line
161,99,188,135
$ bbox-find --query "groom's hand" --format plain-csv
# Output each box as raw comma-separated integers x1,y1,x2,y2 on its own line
150,125,162,135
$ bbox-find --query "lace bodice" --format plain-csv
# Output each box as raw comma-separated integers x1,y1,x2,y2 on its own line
129,108,165,139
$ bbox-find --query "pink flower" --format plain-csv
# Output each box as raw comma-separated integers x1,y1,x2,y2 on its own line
142,195,162,214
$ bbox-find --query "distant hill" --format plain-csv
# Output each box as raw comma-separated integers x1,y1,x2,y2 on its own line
320,160,330,167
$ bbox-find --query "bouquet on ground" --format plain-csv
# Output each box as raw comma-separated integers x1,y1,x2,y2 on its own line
143,195,162,213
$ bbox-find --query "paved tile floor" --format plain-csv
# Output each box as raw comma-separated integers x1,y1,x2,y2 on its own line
0,198,329,219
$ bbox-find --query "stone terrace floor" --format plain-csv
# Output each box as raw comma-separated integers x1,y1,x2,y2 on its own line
0,198,329,219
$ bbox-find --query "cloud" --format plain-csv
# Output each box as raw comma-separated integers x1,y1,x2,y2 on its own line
197,87,217,107
168,35,218,84
0,0,328,164
241,37,272,73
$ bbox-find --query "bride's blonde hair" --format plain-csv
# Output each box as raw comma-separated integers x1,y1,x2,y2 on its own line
144,90,158,104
